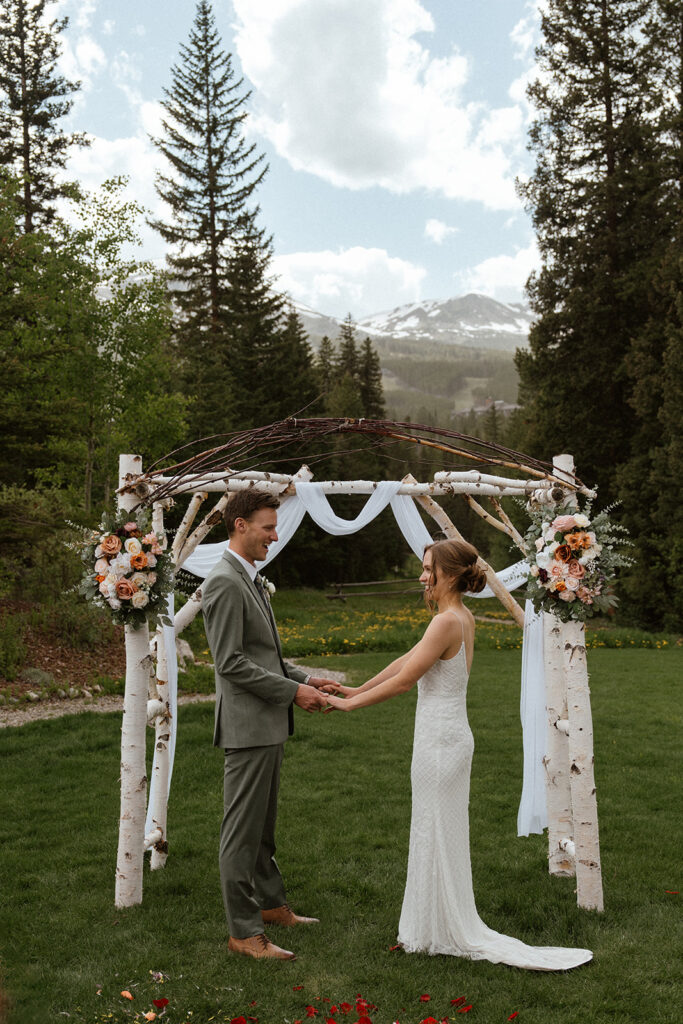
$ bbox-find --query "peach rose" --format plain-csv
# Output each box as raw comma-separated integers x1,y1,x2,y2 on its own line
100,534,122,556
94,557,109,574
554,544,572,562
558,588,576,601
142,532,158,545
131,590,149,609
130,552,148,570
115,578,138,600
551,563,566,578
551,514,577,532
567,559,585,578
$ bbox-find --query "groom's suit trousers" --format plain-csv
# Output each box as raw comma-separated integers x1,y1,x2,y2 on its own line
220,742,287,938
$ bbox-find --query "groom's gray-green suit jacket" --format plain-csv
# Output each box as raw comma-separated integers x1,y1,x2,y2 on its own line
202,549,308,749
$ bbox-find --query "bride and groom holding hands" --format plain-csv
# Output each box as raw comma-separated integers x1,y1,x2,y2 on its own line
202,490,592,970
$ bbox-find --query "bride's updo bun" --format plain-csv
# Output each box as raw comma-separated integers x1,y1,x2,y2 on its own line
428,539,487,595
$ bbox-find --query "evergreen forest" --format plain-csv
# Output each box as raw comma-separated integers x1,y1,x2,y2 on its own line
0,0,680,629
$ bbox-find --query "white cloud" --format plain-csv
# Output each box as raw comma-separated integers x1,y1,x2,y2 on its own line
272,246,426,319
424,218,458,244
103,19,115,35
232,0,524,209
508,1,543,112
454,241,540,302
57,0,106,97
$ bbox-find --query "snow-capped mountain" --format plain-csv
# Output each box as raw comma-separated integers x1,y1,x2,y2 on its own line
295,293,531,352
358,293,532,350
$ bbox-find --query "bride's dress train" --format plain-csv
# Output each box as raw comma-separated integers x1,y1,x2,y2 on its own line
397,641,592,971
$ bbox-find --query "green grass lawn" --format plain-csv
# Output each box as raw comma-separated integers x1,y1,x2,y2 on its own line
1,643,681,1024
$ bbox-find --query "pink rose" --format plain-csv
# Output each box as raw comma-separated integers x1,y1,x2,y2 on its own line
551,563,566,577
565,576,580,591
115,578,138,600
124,522,138,533
100,534,122,556
551,514,577,532
567,559,585,578
577,586,593,604
558,588,576,601
142,533,158,545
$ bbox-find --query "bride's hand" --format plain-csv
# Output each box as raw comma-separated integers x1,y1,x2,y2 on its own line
322,683,356,697
324,693,352,712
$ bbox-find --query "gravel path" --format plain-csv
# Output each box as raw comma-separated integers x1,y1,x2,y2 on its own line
0,665,347,729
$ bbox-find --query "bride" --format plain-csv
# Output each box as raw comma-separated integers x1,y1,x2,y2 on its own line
325,539,592,971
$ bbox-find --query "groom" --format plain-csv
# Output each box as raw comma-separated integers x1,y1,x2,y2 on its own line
202,489,330,961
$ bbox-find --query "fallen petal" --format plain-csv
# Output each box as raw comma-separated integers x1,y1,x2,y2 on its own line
121,991,134,1001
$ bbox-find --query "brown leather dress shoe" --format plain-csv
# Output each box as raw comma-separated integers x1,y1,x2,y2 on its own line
261,902,319,926
228,933,296,960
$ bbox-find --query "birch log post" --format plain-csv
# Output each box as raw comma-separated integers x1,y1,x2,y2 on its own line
148,620,171,870
115,454,149,909
543,611,575,876
542,454,577,878
148,501,171,870
564,619,604,910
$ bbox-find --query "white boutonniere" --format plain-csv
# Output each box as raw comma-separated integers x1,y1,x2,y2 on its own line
258,573,276,597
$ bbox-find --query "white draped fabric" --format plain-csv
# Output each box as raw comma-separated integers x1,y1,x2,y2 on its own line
147,481,546,842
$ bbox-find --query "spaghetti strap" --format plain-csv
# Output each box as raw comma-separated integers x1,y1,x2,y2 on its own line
446,608,465,646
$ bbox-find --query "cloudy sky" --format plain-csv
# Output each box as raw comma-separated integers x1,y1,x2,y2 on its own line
56,0,542,319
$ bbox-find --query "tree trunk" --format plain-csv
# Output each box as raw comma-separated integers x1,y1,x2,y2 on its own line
148,624,170,871
543,612,574,876
564,619,604,911
114,454,148,908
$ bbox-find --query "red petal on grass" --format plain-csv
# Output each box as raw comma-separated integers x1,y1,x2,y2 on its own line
451,998,466,1007
508,1015,519,1021
293,986,304,991
419,1017,438,1023
153,999,169,1009
457,1007,473,1014
250,1001,257,1006
419,994,431,1002
120,991,134,1001
389,944,401,951
340,1005,352,1015
306,1009,319,1018
230,1018,247,1024
356,1017,373,1024
330,1008,338,1014
325,1019,338,1024
665,890,679,894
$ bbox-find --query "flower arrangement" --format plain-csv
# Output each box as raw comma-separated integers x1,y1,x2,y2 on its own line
77,508,174,630
257,573,276,597
523,500,631,622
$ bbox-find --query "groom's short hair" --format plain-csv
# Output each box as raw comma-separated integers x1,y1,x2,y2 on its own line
224,490,280,535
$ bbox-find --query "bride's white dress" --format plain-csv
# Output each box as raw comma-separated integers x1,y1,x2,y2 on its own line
397,633,592,970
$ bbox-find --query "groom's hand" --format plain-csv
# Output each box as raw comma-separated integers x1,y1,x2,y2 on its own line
307,676,342,693
294,683,329,713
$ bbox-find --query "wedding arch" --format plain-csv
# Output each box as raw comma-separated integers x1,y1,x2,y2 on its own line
113,417,603,914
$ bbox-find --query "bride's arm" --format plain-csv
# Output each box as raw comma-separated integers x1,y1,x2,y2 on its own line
326,616,457,711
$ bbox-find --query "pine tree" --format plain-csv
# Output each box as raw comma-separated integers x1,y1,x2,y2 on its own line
315,335,336,400
0,0,89,232
515,0,655,494
358,336,386,419
336,314,359,380
149,0,267,433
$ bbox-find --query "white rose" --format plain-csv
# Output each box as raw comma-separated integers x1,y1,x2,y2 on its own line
146,552,157,568
536,551,552,569
541,521,549,532
565,576,580,591
529,564,540,577
574,513,590,527
94,557,109,574
95,544,104,558
125,537,142,556
131,590,149,609
108,597,122,610
98,580,109,596
547,541,559,553
535,537,545,552
131,572,148,588
146,572,157,585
